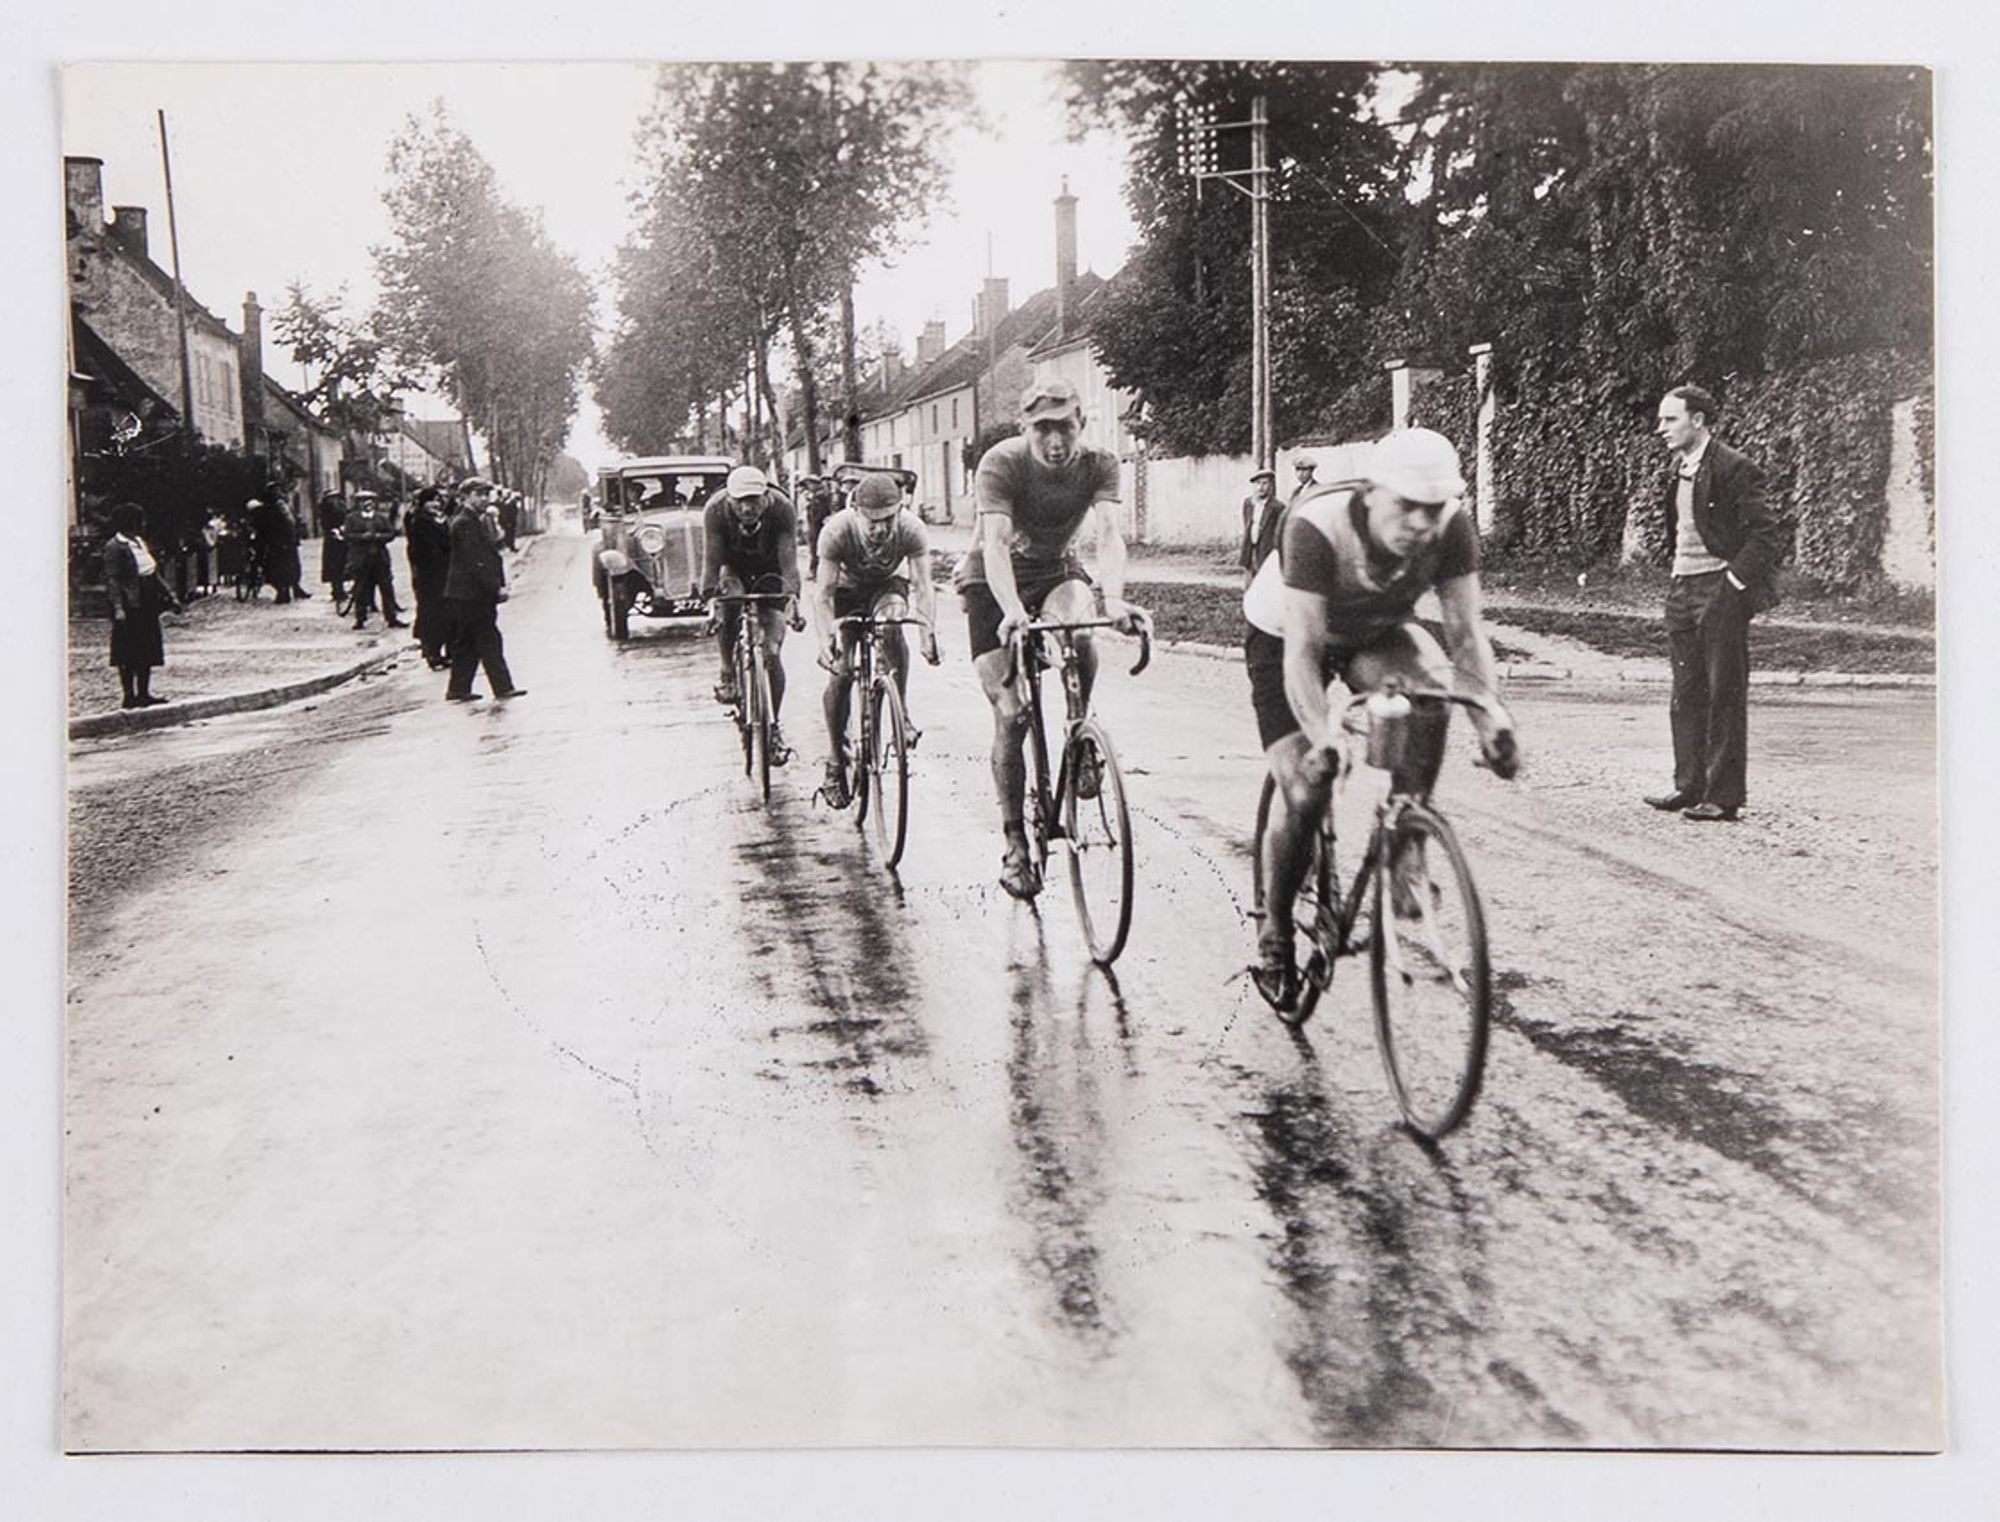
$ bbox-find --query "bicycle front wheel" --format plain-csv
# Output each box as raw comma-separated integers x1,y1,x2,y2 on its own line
1369,804,1490,1140
867,678,910,867
748,642,773,803
1064,720,1134,966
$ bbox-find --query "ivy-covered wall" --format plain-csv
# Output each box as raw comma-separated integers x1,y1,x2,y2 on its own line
1468,346,1932,588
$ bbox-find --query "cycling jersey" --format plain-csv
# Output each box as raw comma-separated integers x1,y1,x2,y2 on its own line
816,507,930,591
955,435,1120,589
701,489,799,593
1279,483,1478,650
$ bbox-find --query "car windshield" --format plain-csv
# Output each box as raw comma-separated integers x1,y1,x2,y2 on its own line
614,471,726,511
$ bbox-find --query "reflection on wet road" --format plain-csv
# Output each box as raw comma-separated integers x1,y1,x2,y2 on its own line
63,532,1941,1452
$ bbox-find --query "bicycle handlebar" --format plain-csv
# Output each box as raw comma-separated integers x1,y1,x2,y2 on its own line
1009,617,1153,683
833,614,931,630
709,590,796,606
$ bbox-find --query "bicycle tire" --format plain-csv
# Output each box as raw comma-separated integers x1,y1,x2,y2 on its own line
1064,719,1134,966
850,671,871,826
868,678,910,868
1251,772,1338,1026
733,636,755,777
750,639,773,803
1369,804,1490,1140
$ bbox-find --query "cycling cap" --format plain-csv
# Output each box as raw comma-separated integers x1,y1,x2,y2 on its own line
1020,379,1082,422
852,475,903,519
1369,428,1466,505
726,465,768,500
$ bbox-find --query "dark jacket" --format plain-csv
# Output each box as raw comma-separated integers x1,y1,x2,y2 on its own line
1663,439,1788,609
406,505,455,589
1240,491,1283,577
444,506,506,602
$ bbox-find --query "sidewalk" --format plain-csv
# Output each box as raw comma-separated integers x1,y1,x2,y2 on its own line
66,536,525,740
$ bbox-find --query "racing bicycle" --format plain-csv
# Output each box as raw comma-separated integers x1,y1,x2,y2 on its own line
1251,681,1496,1140
1008,614,1152,967
817,611,929,868
710,586,796,803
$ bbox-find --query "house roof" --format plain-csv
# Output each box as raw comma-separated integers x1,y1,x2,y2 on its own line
901,272,1103,409
91,230,239,344
71,312,177,419
261,375,336,437
1024,273,1115,361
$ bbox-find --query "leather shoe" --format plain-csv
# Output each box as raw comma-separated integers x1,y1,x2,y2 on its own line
494,688,527,700
445,692,480,702
1681,802,1740,822
1645,790,1697,811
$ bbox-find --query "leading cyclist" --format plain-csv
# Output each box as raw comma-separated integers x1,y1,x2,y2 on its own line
958,379,1150,901
702,464,803,764
1249,427,1520,1010
814,472,942,806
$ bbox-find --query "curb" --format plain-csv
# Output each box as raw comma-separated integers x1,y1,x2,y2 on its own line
69,646,404,741
1152,640,1935,691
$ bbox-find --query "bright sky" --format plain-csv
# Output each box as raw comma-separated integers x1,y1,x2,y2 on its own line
60,60,1136,473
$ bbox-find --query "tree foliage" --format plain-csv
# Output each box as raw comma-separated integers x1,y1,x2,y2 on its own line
598,61,973,470
374,105,596,495
273,282,415,441
1061,61,1405,456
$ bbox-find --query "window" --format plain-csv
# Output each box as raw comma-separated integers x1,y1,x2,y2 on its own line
932,403,940,432
951,397,959,430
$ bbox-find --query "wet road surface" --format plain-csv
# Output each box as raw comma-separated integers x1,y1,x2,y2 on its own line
64,530,1940,1451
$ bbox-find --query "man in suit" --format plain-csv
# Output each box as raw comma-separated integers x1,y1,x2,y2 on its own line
442,477,524,702
1238,468,1281,588
1644,385,1788,823
1288,454,1320,505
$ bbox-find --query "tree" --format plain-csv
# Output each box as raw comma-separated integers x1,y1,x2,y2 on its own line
374,105,596,497
273,282,415,487
1062,61,1406,455
599,62,974,472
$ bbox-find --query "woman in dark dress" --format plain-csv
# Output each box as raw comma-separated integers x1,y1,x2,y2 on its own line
102,501,182,708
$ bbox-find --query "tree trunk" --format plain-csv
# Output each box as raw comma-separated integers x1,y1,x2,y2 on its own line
783,267,825,477
839,279,861,465
754,324,786,481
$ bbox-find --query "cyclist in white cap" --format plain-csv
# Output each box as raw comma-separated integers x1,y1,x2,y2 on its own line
1247,427,1521,1010
812,471,941,805
702,464,802,762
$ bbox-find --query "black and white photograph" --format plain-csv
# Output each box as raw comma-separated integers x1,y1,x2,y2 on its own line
12,3,1998,1518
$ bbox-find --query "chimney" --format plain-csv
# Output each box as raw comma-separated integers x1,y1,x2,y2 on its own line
917,319,947,367
110,205,150,258
240,291,267,463
1055,177,1078,339
880,349,905,387
64,156,106,239
975,276,1011,339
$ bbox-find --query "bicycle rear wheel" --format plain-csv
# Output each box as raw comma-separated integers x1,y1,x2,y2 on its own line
1064,719,1134,966
868,678,910,867
1369,804,1489,1139
1251,773,1337,1026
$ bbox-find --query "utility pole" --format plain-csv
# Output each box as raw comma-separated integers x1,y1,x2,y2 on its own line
157,110,197,449
1180,93,1273,469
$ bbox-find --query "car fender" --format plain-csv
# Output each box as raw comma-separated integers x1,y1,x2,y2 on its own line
597,547,633,579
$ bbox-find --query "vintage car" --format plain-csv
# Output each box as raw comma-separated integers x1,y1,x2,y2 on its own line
590,455,733,640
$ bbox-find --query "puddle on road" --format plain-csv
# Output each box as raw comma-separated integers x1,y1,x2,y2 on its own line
1490,970,1922,1237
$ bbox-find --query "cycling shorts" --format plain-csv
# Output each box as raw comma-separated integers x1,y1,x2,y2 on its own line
1247,620,1451,750
960,565,1091,660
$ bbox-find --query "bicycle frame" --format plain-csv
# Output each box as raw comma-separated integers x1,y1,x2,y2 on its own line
712,588,794,800
1011,618,1150,850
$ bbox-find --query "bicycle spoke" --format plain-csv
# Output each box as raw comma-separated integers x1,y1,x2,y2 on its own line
1064,721,1134,965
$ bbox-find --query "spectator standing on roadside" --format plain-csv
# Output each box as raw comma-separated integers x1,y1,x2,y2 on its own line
405,486,455,669
1289,454,1320,505
442,477,525,702
317,491,348,605
495,489,520,552
254,492,309,603
1643,384,1788,824
1238,467,1281,589
102,501,183,709
344,489,406,630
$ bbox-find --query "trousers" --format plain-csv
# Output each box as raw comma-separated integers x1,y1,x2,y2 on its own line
1664,571,1752,811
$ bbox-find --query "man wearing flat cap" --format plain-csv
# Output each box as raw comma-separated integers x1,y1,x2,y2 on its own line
1239,467,1281,588
442,477,524,701
1289,454,1320,505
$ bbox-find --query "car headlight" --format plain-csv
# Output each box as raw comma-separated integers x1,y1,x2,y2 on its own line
636,525,667,555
